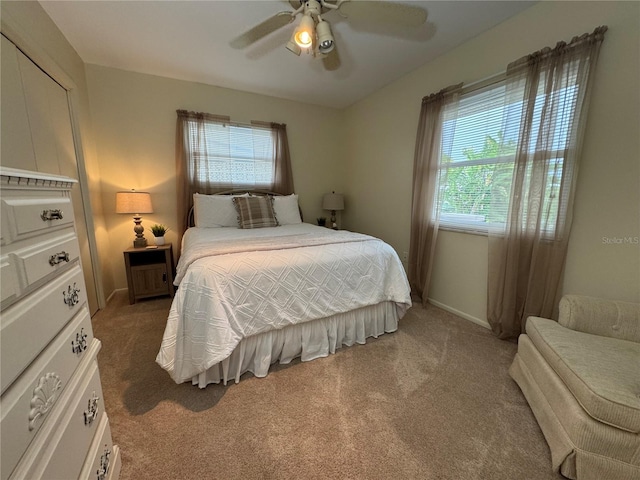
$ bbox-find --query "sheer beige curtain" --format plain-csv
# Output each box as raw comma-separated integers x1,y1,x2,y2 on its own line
176,110,230,242
409,84,463,304
487,27,607,338
251,121,295,195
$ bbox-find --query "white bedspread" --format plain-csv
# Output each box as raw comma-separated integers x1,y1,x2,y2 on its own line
156,224,411,383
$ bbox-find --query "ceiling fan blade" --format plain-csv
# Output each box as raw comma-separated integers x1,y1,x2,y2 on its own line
338,1,427,28
230,11,294,49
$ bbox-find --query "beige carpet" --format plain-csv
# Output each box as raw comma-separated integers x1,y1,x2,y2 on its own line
92,292,563,480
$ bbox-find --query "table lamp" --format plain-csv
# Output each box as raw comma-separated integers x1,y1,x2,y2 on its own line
116,190,153,248
322,191,344,230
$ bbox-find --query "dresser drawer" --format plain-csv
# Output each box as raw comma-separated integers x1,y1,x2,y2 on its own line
0,308,94,479
1,232,81,311
10,355,105,480
1,265,87,393
1,197,74,245
80,414,122,480
15,231,80,289
0,255,19,305
106,446,122,480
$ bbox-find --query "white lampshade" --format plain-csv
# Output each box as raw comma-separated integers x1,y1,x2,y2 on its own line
116,191,153,214
322,192,344,211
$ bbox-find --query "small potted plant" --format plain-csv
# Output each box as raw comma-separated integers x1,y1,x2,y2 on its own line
316,217,327,227
150,224,169,245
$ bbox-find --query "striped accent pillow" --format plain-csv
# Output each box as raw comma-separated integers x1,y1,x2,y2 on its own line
232,196,279,229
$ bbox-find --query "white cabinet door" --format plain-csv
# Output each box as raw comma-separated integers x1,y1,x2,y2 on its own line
17,49,61,175
0,35,37,172
48,77,76,175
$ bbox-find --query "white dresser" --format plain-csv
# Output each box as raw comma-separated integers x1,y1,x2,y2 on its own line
0,167,121,480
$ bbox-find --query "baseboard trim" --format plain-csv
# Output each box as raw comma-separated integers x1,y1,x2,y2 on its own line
105,288,128,305
427,298,491,330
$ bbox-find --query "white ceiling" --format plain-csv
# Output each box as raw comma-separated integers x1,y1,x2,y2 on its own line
40,0,536,109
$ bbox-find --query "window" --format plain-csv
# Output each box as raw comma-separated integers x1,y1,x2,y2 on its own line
437,74,579,234
186,120,274,188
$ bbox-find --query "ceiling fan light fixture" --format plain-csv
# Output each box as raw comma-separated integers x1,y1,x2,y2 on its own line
286,36,302,56
316,18,334,53
294,14,315,48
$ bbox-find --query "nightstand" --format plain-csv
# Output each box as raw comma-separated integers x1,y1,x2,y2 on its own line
123,244,175,304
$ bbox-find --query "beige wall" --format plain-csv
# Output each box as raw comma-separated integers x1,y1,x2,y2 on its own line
7,1,638,316
85,65,346,290
1,1,115,308
343,1,640,324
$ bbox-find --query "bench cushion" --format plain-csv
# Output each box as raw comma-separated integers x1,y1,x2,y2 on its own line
526,317,640,433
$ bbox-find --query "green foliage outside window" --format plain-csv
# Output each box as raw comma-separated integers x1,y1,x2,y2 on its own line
441,132,517,224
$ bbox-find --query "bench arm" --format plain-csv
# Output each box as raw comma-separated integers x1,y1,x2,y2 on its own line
558,294,640,343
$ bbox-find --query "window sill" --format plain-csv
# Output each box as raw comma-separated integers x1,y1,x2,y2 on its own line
438,224,492,237
438,224,559,243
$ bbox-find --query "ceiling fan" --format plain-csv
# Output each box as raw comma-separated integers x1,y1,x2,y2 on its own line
230,0,428,59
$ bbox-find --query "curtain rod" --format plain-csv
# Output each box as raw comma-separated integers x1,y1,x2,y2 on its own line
225,120,281,129
461,71,506,95
223,120,254,128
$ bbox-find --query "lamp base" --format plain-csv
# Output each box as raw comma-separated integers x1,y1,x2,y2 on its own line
133,237,148,248
133,215,148,248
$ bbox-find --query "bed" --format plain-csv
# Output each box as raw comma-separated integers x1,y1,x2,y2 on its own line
156,192,412,387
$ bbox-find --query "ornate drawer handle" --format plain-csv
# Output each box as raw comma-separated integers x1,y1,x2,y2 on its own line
29,373,62,431
97,446,112,480
71,328,88,355
41,209,64,221
49,251,70,266
63,283,81,307
84,391,100,426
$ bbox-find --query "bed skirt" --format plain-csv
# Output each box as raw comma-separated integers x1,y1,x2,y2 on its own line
191,301,400,388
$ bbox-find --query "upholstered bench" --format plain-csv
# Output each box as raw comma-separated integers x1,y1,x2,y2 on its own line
509,294,640,480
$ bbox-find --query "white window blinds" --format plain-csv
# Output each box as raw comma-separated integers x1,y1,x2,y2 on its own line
187,120,274,188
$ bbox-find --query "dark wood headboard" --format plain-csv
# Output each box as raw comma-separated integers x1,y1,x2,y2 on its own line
188,190,302,227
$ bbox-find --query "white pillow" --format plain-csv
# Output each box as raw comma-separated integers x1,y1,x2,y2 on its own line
273,194,302,225
193,193,248,228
